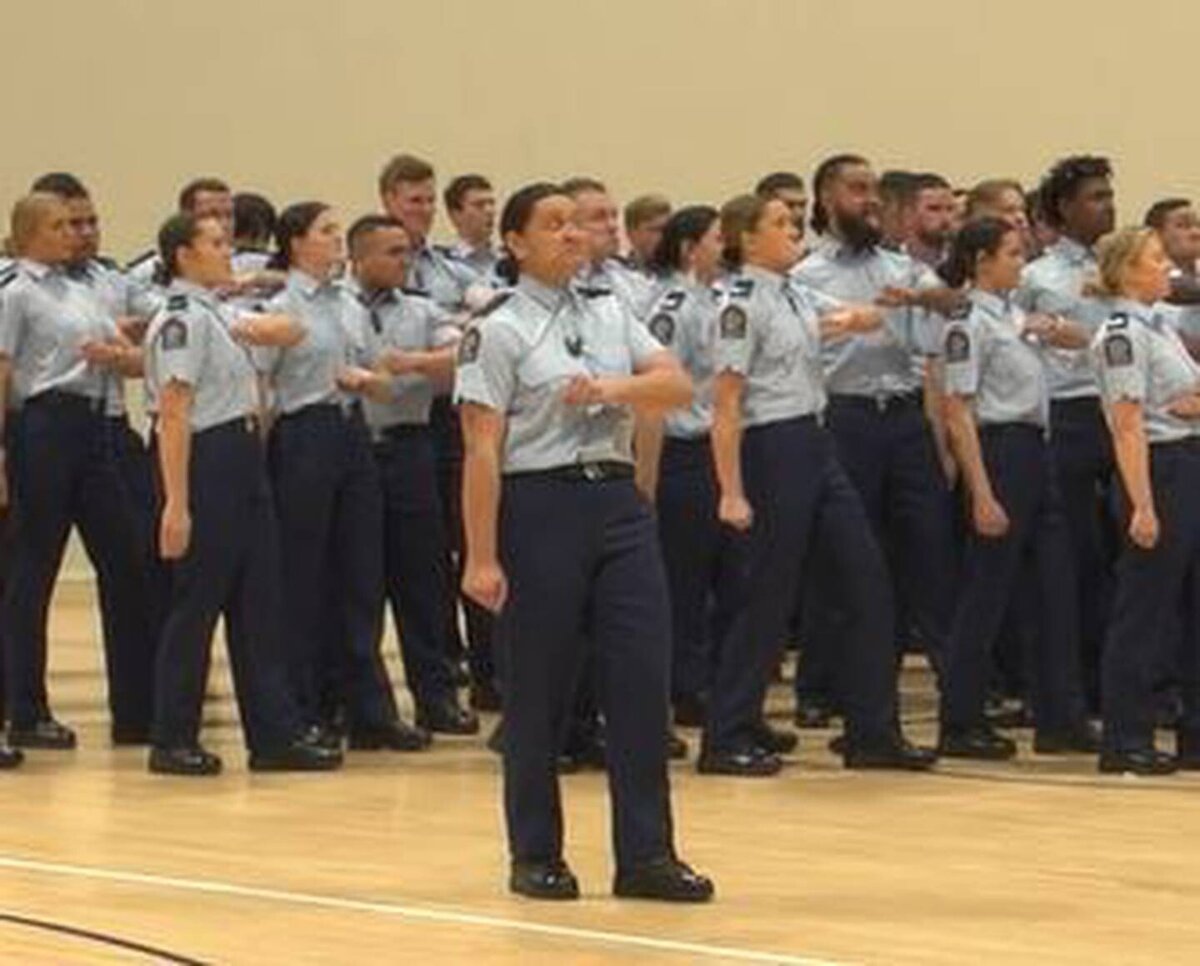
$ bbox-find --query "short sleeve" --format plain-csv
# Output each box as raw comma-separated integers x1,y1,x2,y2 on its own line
453,321,520,412
713,300,757,375
0,284,23,357
155,311,207,387
1094,320,1145,403
627,315,665,368
426,302,461,348
942,321,980,396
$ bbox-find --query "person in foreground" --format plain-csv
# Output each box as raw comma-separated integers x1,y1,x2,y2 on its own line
455,182,713,902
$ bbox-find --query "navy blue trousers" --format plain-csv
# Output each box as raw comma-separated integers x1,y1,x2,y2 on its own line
804,395,957,688
268,404,396,732
654,436,740,703
374,425,457,708
1103,439,1200,754
704,416,899,755
152,418,299,752
2,393,152,729
1049,397,1117,707
497,472,674,869
941,424,1086,734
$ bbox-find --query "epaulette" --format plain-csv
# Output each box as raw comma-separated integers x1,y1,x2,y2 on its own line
729,277,755,299
166,293,189,311
660,289,687,312
401,286,432,298
470,290,513,319
947,300,971,321
126,250,157,270
0,268,18,290
433,244,460,260
576,285,613,299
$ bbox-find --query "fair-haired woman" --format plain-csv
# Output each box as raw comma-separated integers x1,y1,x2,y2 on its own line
1093,227,1200,775
937,216,1095,760
701,194,934,776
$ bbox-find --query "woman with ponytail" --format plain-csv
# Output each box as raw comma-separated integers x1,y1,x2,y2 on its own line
937,216,1096,761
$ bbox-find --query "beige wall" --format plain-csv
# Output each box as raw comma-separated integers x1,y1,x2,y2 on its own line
2,0,1197,257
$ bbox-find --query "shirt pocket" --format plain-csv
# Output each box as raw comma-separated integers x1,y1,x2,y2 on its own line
517,345,577,390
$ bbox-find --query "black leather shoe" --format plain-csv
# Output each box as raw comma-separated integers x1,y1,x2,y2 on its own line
469,681,502,712
249,739,343,772
613,857,714,903
752,720,798,754
697,745,782,777
509,859,580,900
794,702,833,729
111,724,151,747
149,745,222,776
845,737,937,771
1099,749,1178,776
10,719,76,750
667,730,688,760
560,735,607,772
302,724,343,752
348,720,430,752
0,745,24,769
673,693,708,729
417,698,481,736
939,726,1017,761
1033,721,1101,754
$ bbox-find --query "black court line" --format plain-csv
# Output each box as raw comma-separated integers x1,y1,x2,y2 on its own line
0,912,209,964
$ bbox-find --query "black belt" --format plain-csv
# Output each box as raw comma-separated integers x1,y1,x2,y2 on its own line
828,391,922,414
978,422,1045,439
278,400,363,422
382,423,430,440
26,389,106,414
1050,396,1101,412
507,460,634,483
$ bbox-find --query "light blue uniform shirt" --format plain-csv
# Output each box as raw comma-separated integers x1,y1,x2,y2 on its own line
1019,236,1112,400
792,236,941,397
713,264,841,428
352,283,459,429
644,272,719,439
144,280,259,432
454,275,663,473
0,259,120,405
260,270,374,415
1092,298,1200,444
578,258,656,321
406,241,479,313
942,289,1050,430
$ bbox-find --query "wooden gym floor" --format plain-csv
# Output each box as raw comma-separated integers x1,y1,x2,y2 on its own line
0,582,1198,964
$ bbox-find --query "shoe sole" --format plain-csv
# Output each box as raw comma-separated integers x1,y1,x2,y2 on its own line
613,886,715,903
249,760,343,772
696,762,781,777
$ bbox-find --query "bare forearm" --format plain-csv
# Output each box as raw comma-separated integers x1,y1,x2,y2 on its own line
711,377,745,499
603,366,692,412
462,446,501,565
157,404,192,511
944,400,992,502
1112,422,1153,512
634,414,664,499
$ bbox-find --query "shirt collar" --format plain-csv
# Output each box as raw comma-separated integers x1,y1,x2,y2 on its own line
18,258,55,280
286,268,332,300
742,263,788,289
517,274,570,314
345,276,397,308
1050,236,1096,267
968,287,1014,318
168,278,219,305
1111,297,1157,326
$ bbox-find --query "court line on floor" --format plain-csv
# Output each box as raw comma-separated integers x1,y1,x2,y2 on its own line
0,854,842,965
0,912,207,964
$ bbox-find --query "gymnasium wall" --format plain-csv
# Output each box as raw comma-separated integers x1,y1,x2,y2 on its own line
2,0,1195,256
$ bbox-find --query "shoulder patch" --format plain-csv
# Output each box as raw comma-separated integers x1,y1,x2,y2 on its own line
947,301,971,321
945,327,971,363
471,290,513,320
160,317,188,351
1107,311,1130,330
401,286,432,299
720,304,748,340
458,326,482,364
648,312,676,346
1103,332,1133,368
166,294,189,311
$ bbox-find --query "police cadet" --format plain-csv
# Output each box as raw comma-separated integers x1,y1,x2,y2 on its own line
261,202,407,750
456,182,712,903
793,154,960,718
938,217,1097,759
622,194,672,277
232,192,278,275
379,153,492,694
127,178,236,292
33,171,166,727
563,178,656,320
1144,198,1200,357
642,205,736,730
1021,156,1118,711
700,193,936,776
1091,228,1200,775
444,174,500,280
347,213,477,739
145,213,342,775
0,193,150,751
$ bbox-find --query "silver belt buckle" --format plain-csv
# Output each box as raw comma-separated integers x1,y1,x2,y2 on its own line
582,462,603,482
